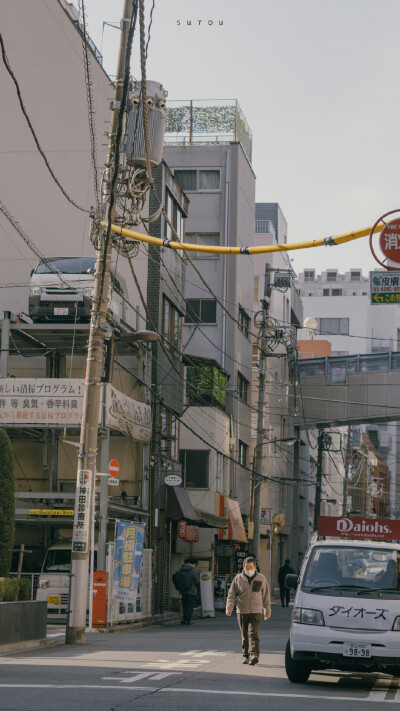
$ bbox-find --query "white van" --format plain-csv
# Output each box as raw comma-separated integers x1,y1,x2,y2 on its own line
286,517,400,683
29,256,126,323
36,542,96,621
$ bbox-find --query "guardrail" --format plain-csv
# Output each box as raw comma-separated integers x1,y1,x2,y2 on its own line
299,350,400,384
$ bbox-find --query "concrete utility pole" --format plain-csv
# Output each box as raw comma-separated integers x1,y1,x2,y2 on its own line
313,427,324,530
252,266,271,560
342,424,353,516
66,0,135,645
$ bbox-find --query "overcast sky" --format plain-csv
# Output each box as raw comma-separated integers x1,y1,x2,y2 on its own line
84,0,400,276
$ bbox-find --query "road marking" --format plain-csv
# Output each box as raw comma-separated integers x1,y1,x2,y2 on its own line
160,687,400,702
0,684,399,700
140,659,210,669
179,650,227,657
102,672,181,683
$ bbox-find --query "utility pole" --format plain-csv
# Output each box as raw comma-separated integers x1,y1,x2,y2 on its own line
252,265,271,559
342,424,353,516
313,427,324,530
66,0,135,645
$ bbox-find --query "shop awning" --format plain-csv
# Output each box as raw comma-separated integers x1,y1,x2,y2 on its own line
216,494,248,543
195,508,228,529
166,486,197,520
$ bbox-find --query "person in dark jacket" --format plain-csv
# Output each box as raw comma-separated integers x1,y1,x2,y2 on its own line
278,558,295,607
178,558,200,625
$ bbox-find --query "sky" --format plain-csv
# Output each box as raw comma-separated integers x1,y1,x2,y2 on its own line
84,0,400,277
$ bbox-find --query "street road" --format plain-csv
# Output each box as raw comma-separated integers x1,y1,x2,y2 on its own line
1,606,400,710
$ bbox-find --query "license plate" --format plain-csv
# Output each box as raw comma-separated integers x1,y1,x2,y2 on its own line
343,643,371,658
47,595,60,605
54,308,68,316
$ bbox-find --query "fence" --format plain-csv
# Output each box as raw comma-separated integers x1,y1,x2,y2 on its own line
9,573,40,601
299,350,400,385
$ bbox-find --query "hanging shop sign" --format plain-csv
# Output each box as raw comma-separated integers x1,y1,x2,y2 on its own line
370,270,400,304
105,385,151,442
177,520,200,542
164,473,183,486
112,520,146,603
72,469,92,553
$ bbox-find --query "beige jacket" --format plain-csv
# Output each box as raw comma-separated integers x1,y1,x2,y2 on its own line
226,572,271,616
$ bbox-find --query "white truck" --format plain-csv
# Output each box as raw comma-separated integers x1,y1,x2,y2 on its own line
36,542,96,621
285,516,400,683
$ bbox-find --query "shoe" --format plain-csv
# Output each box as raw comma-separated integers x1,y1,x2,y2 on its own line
249,657,259,665
242,656,249,664
181,621,187,625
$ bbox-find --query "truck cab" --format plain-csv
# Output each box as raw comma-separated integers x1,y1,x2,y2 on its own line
29,256,127,323
285,516,400,683
36,542,97,622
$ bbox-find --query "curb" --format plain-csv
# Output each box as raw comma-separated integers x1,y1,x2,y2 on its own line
0,637,55,655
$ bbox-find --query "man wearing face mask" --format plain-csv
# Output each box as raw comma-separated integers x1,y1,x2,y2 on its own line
226,557,271,665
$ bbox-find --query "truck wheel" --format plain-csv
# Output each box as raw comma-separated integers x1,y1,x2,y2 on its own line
285,640,311,683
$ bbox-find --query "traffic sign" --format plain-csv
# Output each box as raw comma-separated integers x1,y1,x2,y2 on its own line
380,218,400,263
109,459,120,478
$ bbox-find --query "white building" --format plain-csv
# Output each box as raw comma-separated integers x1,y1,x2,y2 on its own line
296,267,400,518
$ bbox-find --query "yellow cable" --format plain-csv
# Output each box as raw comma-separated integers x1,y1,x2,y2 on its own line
100,220,385,255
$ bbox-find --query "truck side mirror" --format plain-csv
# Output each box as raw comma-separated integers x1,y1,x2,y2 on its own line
285,574,298,589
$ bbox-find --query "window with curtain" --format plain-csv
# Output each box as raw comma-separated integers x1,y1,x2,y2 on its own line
198,169,220,190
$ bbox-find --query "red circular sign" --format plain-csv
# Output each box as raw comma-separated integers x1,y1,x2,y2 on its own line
380,218,400,263
109,459,120,478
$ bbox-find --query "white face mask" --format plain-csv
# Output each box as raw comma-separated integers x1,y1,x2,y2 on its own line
245,568,256,577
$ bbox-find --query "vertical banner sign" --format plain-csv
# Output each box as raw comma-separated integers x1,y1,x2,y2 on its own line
72,469,92,553
112,520,146,603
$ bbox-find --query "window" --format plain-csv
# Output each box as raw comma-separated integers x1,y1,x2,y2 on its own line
238,372,249,403
327,271,337,282
238,441,248,467
304,270,315,283
319,317,349,335
186,233,219,247
254,276,259,301
185,298,217,324
180,449,209,488
238,306,250,338
165,190,185,240
198,169,220,190
174,170,196,191
159,406,178,460
332,289,343,296
162,296,182,351
186,359,228,409
174,169,221,192
351,271,361,281
323,289,330,296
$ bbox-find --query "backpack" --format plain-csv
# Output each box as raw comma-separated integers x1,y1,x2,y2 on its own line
172,567,193,593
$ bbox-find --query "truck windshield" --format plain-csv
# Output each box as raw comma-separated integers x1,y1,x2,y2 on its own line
42,549,97,573
35,257,96,275
303,546,400,593
43,549,71,572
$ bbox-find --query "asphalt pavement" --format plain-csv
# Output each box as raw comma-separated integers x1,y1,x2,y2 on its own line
0,604,399,710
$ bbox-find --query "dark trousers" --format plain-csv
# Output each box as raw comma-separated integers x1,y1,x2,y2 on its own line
280,585,290,606
237,613,262,658
181,593,197,623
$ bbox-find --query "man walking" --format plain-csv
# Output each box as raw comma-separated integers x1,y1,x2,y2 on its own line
226,557,271,665
278,558,295,607
172,558,200,625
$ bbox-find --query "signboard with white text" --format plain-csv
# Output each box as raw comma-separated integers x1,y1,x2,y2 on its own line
318,516,400,541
